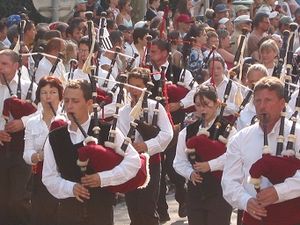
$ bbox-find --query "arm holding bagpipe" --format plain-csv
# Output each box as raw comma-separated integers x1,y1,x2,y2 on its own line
173,127,203,185
68,114,141,192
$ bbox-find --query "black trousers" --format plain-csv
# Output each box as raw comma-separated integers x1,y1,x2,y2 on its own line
0,149,31,225
57,192,114,225
125,162,161,225
157,147,186,216
30,174,59,225
187,181,232,225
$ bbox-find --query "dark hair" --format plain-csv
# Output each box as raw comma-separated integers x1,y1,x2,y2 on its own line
194,84,218,103
253,13,269,28
78,36,99,52
35,76,64,103
182,24,206,57
44,37,65,53
207,55,225,69
44,30,62,41
254,76,284,99
118,0,130,11
65,79,92,101
151,38,170,52
24,20,35,33
109,30,123,47
128,67,151,85
133,27,149,44
7,25,18,44
0,19,7,32
176,0,192,16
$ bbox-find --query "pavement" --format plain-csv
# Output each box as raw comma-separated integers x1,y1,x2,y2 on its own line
114,192,238,225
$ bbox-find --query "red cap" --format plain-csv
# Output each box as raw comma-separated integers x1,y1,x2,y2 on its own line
176,14,194,24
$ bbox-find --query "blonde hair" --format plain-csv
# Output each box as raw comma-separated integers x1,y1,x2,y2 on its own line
259,39,279,56
246,64,269,79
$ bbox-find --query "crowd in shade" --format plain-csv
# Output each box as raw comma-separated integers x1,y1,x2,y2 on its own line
0,0,300,225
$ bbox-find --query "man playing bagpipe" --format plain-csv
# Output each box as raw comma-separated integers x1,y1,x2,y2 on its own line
149,38,197,221
222,77,300,225
173,84,236,225
0,49,37,225
116,67,173,225
42,80,141,225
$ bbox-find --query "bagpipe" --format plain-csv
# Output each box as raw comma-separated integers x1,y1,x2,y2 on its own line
2,23,37,125
82,12,113,113
185,114,230,183
246,111,300,225
166,53,196,114
70,112,149,194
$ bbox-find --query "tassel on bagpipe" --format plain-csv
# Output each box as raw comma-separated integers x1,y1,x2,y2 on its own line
246,113,300,225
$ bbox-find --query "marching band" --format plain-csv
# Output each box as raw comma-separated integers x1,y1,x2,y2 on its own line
0,2,300,225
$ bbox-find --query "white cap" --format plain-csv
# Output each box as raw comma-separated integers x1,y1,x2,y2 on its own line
269,11,279,19
134,21,148,29
219,17,230,24
234,15,252,24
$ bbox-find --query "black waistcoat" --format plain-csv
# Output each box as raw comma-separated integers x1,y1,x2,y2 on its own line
49,121,114,204
185,117,229,200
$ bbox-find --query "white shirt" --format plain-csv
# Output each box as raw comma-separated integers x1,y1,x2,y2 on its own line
203,76,239,116
35,57,66,82
117,98,173,156
236,100,256,131
173,119,236,180
0,74,37,130
99,55,119,80
222,119,300,211
124,43,142,68
23,107,65,165
42,117,141,199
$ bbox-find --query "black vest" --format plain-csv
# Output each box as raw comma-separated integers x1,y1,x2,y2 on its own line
49,121,114,204
150,64,186,124
185,117,229,200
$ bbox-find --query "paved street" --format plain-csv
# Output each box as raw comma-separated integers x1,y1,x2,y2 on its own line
114,193,238,225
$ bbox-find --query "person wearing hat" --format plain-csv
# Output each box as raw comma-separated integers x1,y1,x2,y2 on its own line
176,14,194,39
268,11,280,34
213,3,230,28
275,15,293,37
235,5,250,17
231,15,252,56
218,17,234,35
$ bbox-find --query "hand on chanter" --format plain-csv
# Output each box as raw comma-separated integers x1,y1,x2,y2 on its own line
0,130,11,143
81,174,101,188
73,183,90,203
190,171,203,186
5,119,24,133
193,161,211,173
256,186,279,207
246,197,267,220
